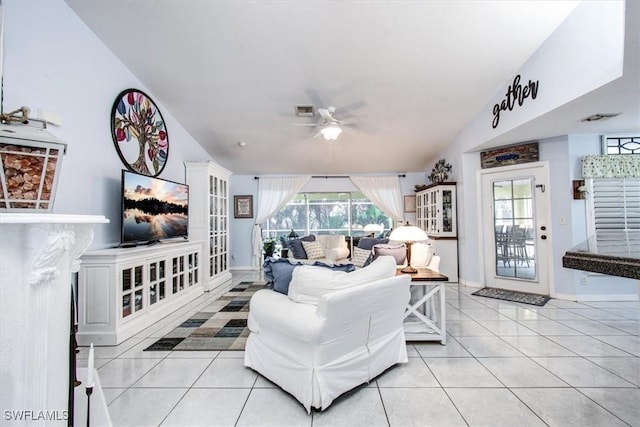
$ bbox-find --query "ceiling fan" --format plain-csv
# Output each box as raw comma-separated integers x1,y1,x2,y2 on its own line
292,106,353,141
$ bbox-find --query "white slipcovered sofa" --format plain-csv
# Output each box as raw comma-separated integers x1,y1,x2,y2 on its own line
244,256,410,412
286,234,350,265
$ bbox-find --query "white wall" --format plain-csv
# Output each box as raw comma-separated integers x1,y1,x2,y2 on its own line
229,172,426,269
2,0,212,248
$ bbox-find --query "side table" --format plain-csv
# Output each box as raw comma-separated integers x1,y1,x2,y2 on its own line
396,268,448,344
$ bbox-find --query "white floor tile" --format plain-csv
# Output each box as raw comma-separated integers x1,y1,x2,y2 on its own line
455,336,524,357
564,308,627,320
423,357,503,388
531,357,636,387
108,387,187,427
376,358,440,387
473,318,539,336
101,387,127,405
98,358,162,388
236,388,311,427
414,339,472,358
447,388,546,427
194,357,258,388
445,320,494,337
578,388,640,427
160,388,251,427
134,358,211,388
380,388,467,427
512,388,628,426
557,319,631,336
587,357,640,386
546,335,633,357
500,335,577,357
593,334,640,356
478,357,567,387
517,319,584,335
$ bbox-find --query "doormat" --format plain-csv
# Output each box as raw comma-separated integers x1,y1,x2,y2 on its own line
144,281,266,351
471,287,550,306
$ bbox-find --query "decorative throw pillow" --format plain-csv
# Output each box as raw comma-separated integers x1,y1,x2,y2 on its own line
369,243,406,266
357,237,389,251
287,235,315,259
301,240,325,260
288,256,396,305
263,258,304,294
351,246,371,268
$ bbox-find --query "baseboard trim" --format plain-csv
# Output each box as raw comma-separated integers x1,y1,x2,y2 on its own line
575,293,639,302
458,279,483,289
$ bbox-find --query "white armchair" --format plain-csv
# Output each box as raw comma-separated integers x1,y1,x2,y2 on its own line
244,256,410,412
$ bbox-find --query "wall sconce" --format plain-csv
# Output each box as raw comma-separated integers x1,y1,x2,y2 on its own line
572,180,586,200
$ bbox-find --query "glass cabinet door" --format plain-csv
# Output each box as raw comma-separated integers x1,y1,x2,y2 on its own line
441,189,453,233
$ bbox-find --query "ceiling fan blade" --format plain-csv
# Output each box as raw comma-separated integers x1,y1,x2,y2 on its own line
291,123,318,127
318,108,332,121
304,88,325,109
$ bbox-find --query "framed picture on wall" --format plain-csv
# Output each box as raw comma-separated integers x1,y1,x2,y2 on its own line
234,195,253,218
404,195,416,213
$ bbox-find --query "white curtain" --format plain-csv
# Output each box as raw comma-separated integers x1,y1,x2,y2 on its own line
252,175,311,268
350,175,404,222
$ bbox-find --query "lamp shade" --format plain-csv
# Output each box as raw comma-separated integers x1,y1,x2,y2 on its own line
363,223,383,233
320,124,342,140
389,224,428,242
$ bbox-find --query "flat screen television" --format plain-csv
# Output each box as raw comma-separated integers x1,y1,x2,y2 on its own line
121,170,189,245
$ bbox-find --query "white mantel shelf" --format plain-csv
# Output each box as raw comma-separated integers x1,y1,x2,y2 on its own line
0,213,108,426
0,213,109,224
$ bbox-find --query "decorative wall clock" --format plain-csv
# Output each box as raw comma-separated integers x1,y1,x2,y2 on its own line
110,89,169,177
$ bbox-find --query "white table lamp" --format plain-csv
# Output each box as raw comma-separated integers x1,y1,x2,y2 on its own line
363,223,384,237
389,222,428,273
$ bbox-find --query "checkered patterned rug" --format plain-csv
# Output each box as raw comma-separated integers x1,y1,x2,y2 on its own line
144,281,265,351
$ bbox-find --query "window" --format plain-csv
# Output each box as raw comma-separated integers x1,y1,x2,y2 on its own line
602,135,640,154
262,192,393,238
589,178,640,231
585,135,640,234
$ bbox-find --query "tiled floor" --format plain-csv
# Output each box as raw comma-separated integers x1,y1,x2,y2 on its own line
78,271,640,426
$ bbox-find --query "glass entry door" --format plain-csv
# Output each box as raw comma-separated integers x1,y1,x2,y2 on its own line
493,179,536,280
481,163,551,295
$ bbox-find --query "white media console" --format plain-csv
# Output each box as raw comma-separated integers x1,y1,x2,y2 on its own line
77,240,204,346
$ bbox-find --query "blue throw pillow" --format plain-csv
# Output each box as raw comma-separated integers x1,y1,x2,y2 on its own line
288,235,316,259
357,237,389,250
263,256,355,295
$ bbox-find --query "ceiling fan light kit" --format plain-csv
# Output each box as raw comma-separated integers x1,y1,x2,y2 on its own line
320,123,342,140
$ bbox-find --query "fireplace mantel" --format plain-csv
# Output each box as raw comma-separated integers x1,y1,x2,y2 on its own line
0,213,108,426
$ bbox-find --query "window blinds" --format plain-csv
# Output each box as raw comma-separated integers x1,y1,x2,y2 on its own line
591,178,640,230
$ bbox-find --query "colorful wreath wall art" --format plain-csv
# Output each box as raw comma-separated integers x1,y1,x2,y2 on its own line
111,89,169,177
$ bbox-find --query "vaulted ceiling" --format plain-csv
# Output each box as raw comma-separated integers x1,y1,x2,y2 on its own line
66,1,638,175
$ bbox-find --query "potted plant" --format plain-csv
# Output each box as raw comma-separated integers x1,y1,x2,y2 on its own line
427,159,453,183
263,238,276,258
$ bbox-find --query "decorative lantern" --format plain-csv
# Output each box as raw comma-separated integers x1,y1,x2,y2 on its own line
0,121,67,211
288,229,299,240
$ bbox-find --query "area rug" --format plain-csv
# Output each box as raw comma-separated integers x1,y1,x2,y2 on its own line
144,281,265,351
471,287,550,306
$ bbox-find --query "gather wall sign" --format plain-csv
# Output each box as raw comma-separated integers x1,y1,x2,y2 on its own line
492,74,539,129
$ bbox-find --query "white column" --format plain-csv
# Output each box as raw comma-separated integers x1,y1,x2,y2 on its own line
0,214,108,426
